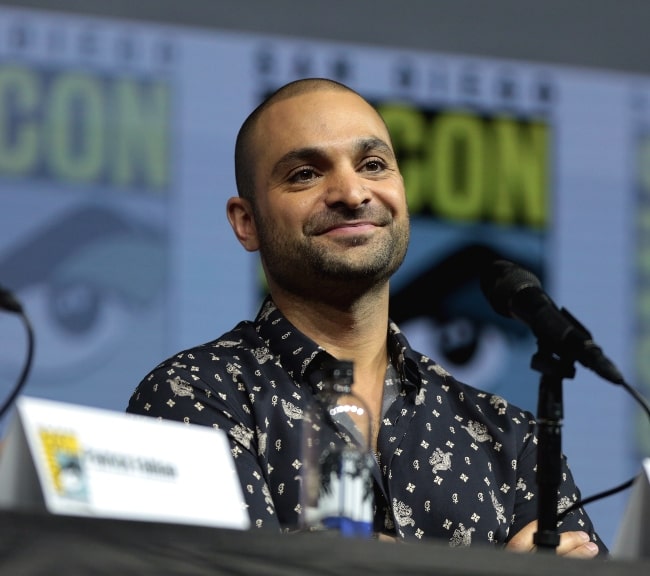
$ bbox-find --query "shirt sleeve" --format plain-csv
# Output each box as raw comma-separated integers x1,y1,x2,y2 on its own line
507,424,608,555
126,362,282,532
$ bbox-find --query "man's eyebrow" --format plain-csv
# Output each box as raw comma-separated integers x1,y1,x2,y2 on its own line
271,147,324,179
356,137,395,158
271,137,396,178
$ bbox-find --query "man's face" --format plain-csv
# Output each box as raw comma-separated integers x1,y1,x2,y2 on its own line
249,90,410,299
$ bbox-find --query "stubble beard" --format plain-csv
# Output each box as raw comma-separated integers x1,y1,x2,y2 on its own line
255,212,410,302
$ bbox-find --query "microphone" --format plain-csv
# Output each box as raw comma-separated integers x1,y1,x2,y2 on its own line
0,285,23,314
480,260,624,385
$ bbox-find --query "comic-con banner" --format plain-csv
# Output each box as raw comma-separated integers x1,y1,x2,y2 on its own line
633,93,650,457
0,5,645,546
0,12,174,410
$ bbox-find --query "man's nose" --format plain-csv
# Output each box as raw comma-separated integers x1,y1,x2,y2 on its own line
325,169,371,209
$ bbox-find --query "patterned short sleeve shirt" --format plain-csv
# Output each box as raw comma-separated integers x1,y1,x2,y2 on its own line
127,298,606,552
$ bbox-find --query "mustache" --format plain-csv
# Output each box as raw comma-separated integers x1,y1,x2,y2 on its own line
304,206,393,236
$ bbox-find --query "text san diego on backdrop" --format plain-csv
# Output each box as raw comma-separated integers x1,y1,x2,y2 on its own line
0,5,648,547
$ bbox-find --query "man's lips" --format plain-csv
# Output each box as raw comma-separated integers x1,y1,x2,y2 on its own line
318,221,380,235
305,208,392,236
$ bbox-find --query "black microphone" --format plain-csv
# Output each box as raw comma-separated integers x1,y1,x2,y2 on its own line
480,260,624,385
0,285,23,314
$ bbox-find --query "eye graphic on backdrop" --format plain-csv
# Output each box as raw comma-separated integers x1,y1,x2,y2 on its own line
390,243,542,410
0,205,166,384
400,315,510,387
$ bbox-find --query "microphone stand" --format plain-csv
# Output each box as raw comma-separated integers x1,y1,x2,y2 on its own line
530,342,576,552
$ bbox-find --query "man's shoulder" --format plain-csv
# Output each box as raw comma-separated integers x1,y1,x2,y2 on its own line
149,319,263,371
410,353,535,422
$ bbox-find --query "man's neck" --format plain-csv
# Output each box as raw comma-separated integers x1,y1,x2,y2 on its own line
273,287,389,362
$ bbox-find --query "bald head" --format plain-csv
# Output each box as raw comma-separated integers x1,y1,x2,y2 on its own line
234,78,373,204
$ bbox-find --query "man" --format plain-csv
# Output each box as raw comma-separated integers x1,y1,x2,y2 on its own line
127,78,603,557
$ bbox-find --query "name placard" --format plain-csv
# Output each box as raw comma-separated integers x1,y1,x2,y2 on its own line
612,458,650,559
0,396,250,530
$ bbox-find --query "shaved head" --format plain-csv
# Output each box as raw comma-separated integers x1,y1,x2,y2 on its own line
234,78,371,204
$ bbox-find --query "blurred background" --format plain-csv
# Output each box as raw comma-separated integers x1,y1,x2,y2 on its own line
0,0,649,548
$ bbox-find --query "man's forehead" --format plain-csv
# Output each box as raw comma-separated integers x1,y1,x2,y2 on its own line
257,89,387,138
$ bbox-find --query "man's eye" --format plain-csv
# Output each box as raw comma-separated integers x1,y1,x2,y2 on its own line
289,168,315,182
363,159,385,172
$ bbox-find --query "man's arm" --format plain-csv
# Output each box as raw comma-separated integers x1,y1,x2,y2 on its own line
127,363,281,531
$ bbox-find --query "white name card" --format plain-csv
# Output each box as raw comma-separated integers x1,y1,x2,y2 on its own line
0,396,250,530
612,458,650,559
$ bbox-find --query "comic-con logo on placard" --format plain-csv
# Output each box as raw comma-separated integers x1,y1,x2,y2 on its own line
38,428,89,502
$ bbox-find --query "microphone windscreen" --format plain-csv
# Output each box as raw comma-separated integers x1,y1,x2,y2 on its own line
480,260,541,317
0,286,23,314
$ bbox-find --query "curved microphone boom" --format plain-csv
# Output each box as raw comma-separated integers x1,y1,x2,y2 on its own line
480,260,624,385
0,285,34,420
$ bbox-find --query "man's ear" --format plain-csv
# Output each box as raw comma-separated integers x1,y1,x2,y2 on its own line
226,196,260,252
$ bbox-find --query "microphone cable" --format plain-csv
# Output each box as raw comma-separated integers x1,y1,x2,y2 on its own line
479,259,650,522
557,377,650,521
0,286,35,420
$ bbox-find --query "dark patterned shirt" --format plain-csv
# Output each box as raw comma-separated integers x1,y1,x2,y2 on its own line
127,298,606,551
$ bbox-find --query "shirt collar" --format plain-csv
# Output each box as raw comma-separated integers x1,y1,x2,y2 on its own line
254,297,423,392
387,320,424,392
254,298,328,387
